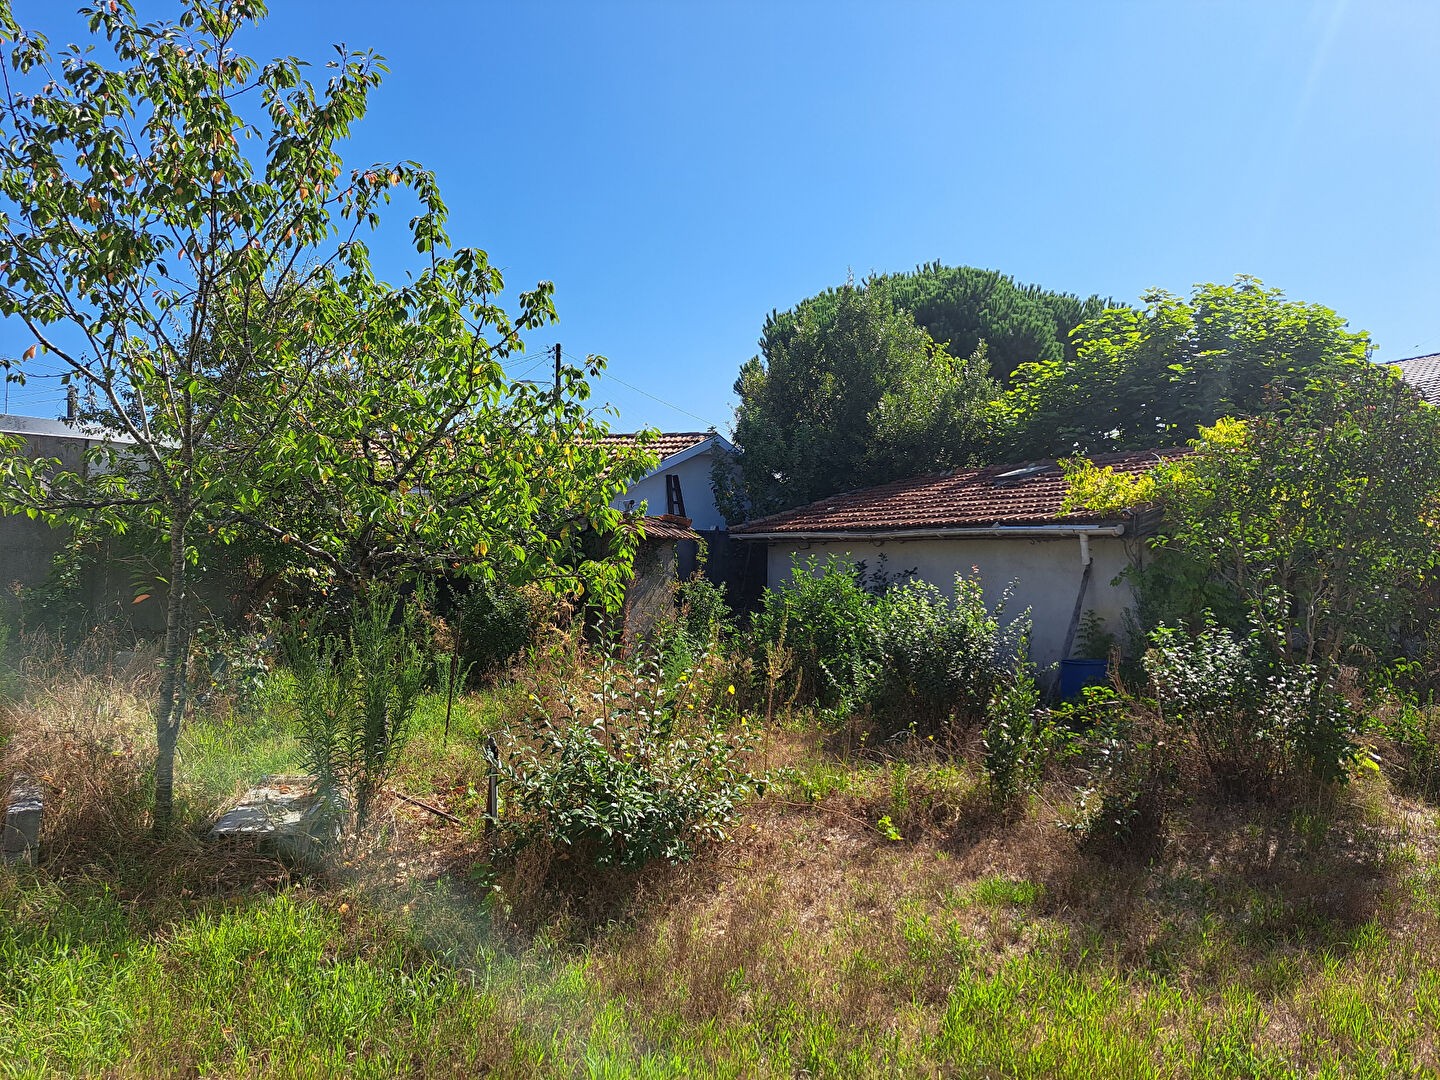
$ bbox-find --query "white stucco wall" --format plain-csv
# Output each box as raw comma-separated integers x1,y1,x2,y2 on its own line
615,447,728,531
765,535,1135,672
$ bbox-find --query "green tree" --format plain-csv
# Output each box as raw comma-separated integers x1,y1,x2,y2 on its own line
1067,364,1440,670
1004,277,1372,459
879,261,1113,384
722,278,996,518
0,0,650,828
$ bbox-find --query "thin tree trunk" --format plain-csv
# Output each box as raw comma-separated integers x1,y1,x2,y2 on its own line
152,517,190,832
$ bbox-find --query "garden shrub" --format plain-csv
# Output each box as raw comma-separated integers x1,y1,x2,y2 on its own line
748,559,1030,735
748,557,880,708
1069,708,1176,850
190,622,272,710
981,668,1047,806
1145,619,1359,794
457,578,540,682
872,577,1029,732
1381,694,1440,798
675,576,731,647
287,591,428,832
503,641,760,868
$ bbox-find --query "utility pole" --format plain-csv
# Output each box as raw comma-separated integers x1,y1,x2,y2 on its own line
552,342,562,429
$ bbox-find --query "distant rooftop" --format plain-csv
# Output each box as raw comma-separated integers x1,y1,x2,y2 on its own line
599,431,715,461
1392,354,1440,403
732,449,1185,537
0,413,138,444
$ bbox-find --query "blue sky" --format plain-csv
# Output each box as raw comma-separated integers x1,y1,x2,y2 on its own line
4,1,1438,432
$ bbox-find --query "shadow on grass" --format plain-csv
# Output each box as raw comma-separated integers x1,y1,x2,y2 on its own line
1033,786,1412,989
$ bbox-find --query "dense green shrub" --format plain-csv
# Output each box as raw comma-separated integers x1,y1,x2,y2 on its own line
503,644,759,868
748,559,1030,733
457,578,539,682
287,592,427,831
1380,694,1440,798
748,558,879,708
1146,620,1359,793
872,577,1028,731
190,623,272,710
675,576,731,646
981,669,1047,805
1069,709,1176,849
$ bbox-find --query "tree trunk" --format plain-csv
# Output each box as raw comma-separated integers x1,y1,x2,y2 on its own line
152,518,190,833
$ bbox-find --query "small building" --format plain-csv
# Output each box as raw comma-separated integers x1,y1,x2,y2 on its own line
603,431,735,533
621,514,701,644
730,450,1178,671
0,414,151,627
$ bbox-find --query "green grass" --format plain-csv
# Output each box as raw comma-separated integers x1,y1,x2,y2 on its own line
7,670,1440,1076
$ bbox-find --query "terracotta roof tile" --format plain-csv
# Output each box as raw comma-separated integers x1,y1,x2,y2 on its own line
633,514,700,541
1393,354,1440,404
731,449,1185,536
600,431,712,462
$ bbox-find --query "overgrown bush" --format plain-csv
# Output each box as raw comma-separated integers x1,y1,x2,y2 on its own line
1146,619,1359,794
190,623,271,710
1380,694,1440,798
675,576,731,647
1069,708,1176,850
503,641,760,868
748,557,878,708
873,577,1028,732
748,559,1030,734
457,578,540,683
287,592,427,832
981,669,1047,805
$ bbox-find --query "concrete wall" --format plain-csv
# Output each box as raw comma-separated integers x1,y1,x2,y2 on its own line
0,422,92,597
0,415,163,631
764,534,1136,671
622,539,680,645
615,447,728,532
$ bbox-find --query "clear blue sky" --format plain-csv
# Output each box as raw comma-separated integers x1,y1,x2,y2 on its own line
4,0,1438,431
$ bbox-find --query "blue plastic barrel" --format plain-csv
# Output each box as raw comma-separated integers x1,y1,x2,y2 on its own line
1058,658,1109,700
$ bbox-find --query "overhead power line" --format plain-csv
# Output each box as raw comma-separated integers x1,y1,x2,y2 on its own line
561,349,722,430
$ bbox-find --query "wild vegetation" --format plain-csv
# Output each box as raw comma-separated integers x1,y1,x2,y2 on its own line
1,3,1439,1078
4,566,1440,1077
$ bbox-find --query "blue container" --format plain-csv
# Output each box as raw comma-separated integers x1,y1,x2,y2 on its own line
1058,658,1109,700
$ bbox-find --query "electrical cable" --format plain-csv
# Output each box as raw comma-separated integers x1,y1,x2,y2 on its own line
562,348,723,429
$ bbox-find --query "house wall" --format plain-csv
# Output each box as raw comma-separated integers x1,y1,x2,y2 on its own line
764,534,1136,672
615,448,728,531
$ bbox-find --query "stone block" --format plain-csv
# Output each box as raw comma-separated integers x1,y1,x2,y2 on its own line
3,779,43,865
210,775,344,867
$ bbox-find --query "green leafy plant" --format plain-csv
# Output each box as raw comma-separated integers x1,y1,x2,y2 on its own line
503,642,759,869
748,557,881,709
1067,708,1176,850
872,576,1029,733
457,579,540,683
1146,619,1359,793
981,669,1046,806
288,592,427,832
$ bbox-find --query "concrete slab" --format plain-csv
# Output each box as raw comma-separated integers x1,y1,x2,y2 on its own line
210,775,344,866
3,779,43,864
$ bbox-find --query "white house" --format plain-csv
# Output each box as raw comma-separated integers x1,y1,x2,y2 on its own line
730,450,1180,671
603,431,736,533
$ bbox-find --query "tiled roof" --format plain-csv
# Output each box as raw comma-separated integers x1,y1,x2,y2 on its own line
1393,354,1440,403
633,514,700,542
600,431,712,462
731,450,1184,536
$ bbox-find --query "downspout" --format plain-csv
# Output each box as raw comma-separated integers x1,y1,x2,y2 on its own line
1060,532,1094,661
